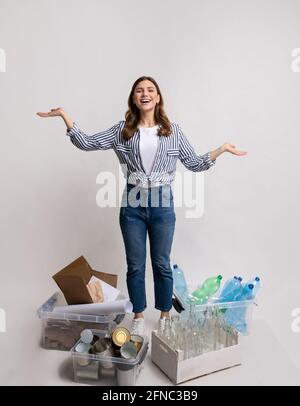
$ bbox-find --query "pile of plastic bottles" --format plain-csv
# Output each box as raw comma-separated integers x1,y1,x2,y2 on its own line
172,264,261,335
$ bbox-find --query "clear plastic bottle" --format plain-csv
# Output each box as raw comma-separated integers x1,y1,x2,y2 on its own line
217,276,243,303
172,264,188,300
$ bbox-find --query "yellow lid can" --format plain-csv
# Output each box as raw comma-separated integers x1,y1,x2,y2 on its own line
112,327,131,347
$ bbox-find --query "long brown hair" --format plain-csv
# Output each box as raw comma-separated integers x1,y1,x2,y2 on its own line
122,76,172,141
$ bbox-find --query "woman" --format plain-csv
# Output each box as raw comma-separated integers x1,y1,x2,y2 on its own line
37,76,247,335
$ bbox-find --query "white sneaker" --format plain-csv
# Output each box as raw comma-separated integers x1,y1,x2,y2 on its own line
130,318,145,336
158,317,169,335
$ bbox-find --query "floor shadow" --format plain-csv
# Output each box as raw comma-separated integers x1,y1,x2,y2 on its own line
58,357,75,383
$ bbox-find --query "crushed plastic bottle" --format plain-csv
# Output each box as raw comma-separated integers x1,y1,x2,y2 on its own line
217,276,243,303
224,283,257,334
187,275,223,305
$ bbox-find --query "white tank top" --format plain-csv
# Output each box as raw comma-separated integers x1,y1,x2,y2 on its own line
138,125,159,176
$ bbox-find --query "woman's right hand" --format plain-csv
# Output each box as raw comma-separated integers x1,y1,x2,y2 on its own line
36,107,74,130
36,107,64,118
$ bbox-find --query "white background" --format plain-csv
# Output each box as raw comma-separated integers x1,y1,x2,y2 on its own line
0,0,299,385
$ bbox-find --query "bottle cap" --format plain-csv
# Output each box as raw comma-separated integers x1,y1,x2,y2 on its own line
112,327,131,347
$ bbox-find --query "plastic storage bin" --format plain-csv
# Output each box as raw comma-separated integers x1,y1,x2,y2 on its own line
71,329,149,386
37,292,125,351
184,298,256,335
152,299,256,384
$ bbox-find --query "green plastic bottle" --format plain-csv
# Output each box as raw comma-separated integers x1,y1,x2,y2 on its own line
187,275,223,305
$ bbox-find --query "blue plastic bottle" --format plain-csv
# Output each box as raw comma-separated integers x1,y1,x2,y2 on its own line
243,277,260,296
237,283,255,300
172,264,188,300
224,283,255,334
217,276,243,303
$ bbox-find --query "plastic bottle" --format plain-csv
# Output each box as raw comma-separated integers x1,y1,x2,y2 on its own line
172,264,188,300
224,283,255,334
217,276,243,303
187,275,223,305
237,283,255,300
243,276,260,296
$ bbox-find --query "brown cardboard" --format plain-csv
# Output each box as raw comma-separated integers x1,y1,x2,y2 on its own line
52,256,118,305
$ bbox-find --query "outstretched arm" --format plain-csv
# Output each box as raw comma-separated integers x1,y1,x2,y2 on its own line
37,107,119,151
178,126,216,172
178,125,247,172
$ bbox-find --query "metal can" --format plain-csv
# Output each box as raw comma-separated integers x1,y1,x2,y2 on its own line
112,327,131,347
120,341,138,359
74,342,92,367
92,337,108,354
80,329,94,345
130,335,144,353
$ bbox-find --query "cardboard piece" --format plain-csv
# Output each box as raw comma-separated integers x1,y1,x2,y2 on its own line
52,256,118,305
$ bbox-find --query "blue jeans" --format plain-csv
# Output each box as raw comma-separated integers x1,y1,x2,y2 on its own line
119,183,176,313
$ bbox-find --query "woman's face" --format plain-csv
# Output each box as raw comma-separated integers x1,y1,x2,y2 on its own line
132,79,160,113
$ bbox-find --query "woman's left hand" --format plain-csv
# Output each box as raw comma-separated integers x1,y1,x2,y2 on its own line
221,143,247,156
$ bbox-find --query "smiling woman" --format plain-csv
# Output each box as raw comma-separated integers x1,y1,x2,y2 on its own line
36,75,247,336
122,76,172,141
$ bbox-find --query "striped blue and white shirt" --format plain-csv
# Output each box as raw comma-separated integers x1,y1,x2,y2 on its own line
66,120,216,187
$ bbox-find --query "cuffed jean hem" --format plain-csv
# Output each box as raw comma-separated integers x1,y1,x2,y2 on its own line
155,305,173,312
132,307,147,313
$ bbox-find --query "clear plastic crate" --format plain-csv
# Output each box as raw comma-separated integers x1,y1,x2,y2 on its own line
71,329,149,386
182,298,256,335
37,292,125,351
173,286,257,336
